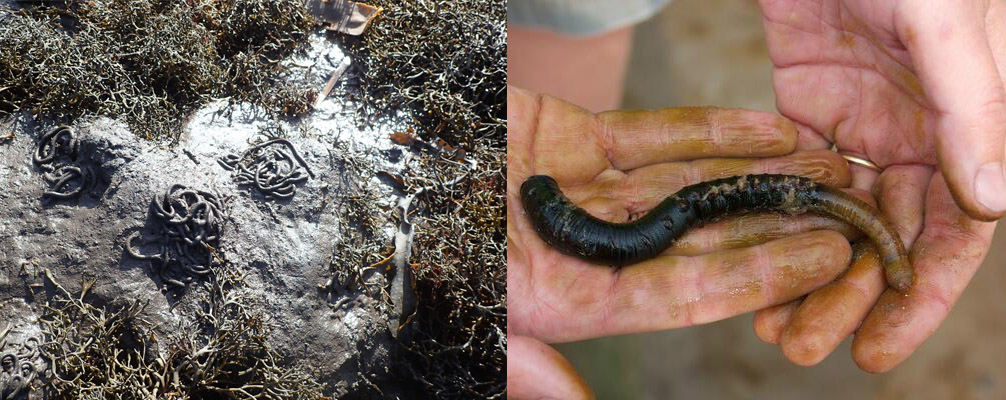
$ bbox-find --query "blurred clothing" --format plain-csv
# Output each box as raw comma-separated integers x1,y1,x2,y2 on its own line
508,0,672,36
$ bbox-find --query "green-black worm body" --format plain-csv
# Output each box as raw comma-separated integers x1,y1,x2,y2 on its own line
520,174,913,292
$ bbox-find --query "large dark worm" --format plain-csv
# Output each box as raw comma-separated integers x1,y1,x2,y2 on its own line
521,174,913,292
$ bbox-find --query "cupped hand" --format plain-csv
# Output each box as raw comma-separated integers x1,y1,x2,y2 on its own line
755,0,1001,371
507,85,862,398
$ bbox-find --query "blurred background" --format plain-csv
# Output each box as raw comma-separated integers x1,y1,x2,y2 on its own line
552,0,1006,398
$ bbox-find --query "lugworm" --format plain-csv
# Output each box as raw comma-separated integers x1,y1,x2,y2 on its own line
520,174,913,292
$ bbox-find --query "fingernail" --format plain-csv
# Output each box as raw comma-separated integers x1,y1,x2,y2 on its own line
975,162,1006,212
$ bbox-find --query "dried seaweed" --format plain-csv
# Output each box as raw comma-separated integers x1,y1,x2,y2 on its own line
340,0,507,150
38,273,159,399
336,133,506,398
37,266,323,399
164,266,324,399
332,0,507,396
394,145,506,399
323,137,392,296
0,0,317,139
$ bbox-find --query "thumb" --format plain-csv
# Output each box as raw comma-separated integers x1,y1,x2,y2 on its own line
507,334,594,400
898,2,1006,221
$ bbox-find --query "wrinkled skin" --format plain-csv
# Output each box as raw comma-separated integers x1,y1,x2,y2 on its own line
508,85,871,399
754,0,1001,372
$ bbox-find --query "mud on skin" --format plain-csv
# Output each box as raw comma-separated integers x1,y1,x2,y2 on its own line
520,174,913,292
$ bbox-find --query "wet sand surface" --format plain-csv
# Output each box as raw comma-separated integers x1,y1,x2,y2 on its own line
555,0,1006,398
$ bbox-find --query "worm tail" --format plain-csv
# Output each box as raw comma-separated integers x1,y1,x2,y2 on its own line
807,186,913,292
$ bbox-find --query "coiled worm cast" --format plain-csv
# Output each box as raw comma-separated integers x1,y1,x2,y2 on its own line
520,174,913,292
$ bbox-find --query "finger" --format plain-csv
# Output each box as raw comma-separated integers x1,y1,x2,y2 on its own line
753,299,801,345
852,173,997,372
570,231,851,340
507,84,538,129
874,165,933,248
778,242,887,366
843,153,879,193
527,102,799,186
772,64,854,142
526,91,613,184
508,334,594,400
667,212,861,257
565,149,852,216
987,1,1006,85
794,121,832,151
507,85,540,184
666,187,872,256
897,3,1006,220
597,107,797,171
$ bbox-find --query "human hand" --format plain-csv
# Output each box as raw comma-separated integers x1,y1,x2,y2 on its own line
507,85,864,398
756,0,1001,371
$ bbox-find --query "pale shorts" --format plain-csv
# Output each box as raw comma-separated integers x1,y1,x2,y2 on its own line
508,0,673,36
